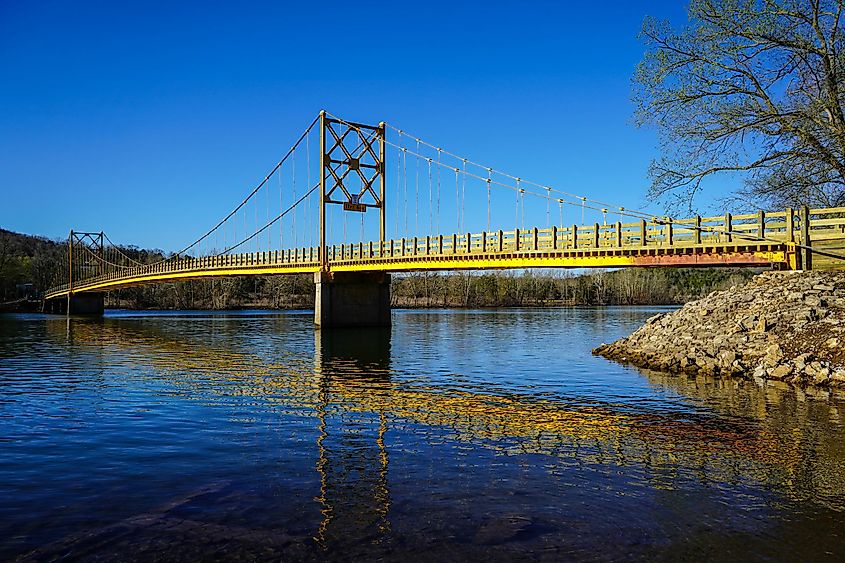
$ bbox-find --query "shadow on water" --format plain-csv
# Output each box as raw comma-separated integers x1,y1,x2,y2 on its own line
3,310,845,560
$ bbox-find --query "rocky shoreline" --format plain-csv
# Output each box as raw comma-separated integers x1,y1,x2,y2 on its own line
594,270,845,389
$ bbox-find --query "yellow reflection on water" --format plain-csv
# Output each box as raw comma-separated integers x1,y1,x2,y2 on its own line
48,316,845,517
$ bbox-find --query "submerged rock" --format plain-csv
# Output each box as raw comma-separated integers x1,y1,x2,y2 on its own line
593,270,845,390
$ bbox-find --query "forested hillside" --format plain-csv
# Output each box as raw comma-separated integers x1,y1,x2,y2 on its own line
0,229,65,301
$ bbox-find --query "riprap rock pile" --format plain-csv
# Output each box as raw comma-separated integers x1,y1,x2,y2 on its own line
594,271,845,388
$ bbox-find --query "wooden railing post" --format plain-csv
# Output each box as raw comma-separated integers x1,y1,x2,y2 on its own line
786,207,794,242
552,226,558,250
666,220,673,246
640,219,647,246
532,227,538,250
438,235,443,254
593,223,600,248
615,222,622,247
695,215,702,244
757,210,765,240
497,230,503,252
800,205,812,270
725,212,732,243
515,228,520,251
466,232,471,253
482,232,487,253
572,224,578,249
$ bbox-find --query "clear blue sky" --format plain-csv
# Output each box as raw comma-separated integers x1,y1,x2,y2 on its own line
0,1,693,251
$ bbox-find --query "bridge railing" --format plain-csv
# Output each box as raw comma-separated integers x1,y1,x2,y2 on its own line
45,206,845,297
322,206,841,266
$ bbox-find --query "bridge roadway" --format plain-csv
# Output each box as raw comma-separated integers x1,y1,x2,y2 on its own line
43,207,845,324
46,213,810,300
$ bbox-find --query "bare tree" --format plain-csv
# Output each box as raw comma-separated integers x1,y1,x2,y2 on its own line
635,0,845,212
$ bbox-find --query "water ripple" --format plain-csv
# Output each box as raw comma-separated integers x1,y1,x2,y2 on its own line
1,308,845,560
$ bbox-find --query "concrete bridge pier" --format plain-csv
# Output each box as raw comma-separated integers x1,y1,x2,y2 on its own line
43,292,105,315
314,271,391,328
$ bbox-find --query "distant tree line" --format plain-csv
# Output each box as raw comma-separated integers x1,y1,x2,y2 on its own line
390,268,753,307
1,227,755,309
107,275,315,310
105,268,753,310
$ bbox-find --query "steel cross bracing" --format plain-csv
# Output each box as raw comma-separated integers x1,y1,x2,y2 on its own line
44,112,845,301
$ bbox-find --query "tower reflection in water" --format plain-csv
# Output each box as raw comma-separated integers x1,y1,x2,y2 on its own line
313,327,393,548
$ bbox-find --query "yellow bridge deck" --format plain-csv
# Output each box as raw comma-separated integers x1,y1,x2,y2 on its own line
45,207,845,300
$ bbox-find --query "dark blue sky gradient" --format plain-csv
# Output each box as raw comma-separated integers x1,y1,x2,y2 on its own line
0,1,698,250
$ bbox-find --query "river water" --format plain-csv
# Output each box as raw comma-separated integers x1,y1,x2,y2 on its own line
1,308,845,561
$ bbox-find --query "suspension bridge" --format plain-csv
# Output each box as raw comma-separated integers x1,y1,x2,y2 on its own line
43,111,845,325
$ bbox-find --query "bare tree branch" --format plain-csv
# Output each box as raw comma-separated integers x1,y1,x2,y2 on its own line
634,0,845,211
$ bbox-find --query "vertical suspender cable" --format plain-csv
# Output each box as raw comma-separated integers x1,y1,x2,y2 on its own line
415,139,420,236
427,158,433,235
519,189,525,231
436,148,441,235
461,159,467,233
395,144,401,238
306,129,312,248
292,148,297,248
402,147,408,236
455,167,460,232
487,169,492,232
254,191,258,254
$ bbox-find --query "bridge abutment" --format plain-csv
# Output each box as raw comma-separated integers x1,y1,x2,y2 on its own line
314,271,391,328
43,293,105,315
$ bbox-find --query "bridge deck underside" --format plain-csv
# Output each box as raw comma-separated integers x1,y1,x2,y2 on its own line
44,242,790,299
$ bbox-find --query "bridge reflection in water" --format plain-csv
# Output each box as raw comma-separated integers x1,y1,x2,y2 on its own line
29,313,845,558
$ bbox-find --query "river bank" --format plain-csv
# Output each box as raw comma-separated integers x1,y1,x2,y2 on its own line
594,270,845,389
0,299,41,313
